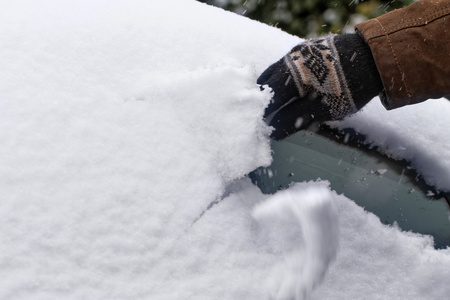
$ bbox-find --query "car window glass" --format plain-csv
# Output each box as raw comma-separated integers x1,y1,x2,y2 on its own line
251,128,450,249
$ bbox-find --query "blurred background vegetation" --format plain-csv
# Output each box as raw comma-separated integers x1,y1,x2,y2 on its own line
197,0,414,37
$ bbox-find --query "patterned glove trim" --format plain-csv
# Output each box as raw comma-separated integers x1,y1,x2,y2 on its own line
284,36,357,120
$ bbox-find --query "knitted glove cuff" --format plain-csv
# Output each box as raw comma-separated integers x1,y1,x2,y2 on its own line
333,33,383,110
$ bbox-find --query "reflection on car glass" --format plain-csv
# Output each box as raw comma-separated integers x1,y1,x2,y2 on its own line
251,125,450,249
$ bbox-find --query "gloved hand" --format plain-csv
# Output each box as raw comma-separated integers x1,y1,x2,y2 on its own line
258,34,383,140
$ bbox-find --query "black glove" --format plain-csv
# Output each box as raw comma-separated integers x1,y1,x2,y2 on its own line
258,33,383,140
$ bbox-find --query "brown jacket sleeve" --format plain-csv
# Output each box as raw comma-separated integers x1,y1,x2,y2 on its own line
356,0,450,109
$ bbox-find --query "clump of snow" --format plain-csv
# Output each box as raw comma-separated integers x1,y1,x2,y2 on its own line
253,182,339,300
1,0,450,300
313,188,450,300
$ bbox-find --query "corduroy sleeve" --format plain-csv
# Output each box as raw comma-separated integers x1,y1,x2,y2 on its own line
356,0,450,109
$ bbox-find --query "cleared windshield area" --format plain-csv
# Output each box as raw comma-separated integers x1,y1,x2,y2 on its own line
251,128,450,249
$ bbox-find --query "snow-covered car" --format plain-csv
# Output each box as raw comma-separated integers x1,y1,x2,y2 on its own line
1,1,450,299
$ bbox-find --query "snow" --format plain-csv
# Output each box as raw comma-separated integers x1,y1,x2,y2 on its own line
336,98,450,192
252,182,339,300
1,0,450,299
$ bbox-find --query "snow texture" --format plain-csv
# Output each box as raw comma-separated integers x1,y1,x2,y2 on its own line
253,182,339,300
1,0,450,299
336,98,450,192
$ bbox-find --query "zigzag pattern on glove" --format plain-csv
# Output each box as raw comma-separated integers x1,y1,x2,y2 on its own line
284,36,357,120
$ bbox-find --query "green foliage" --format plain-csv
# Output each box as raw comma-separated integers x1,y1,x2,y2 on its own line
198,0,414,37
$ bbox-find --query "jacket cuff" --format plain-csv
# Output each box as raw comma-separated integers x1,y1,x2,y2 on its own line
333,33,383,110
356,0,450,109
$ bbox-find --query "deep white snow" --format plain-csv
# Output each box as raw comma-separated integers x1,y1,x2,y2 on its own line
337,98,450,192
1,1,450,299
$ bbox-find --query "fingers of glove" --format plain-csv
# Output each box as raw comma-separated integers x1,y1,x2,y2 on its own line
267,98,315,140
264,81,301,119
257,57,288,86
258,59,300,118
257,61,277,86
